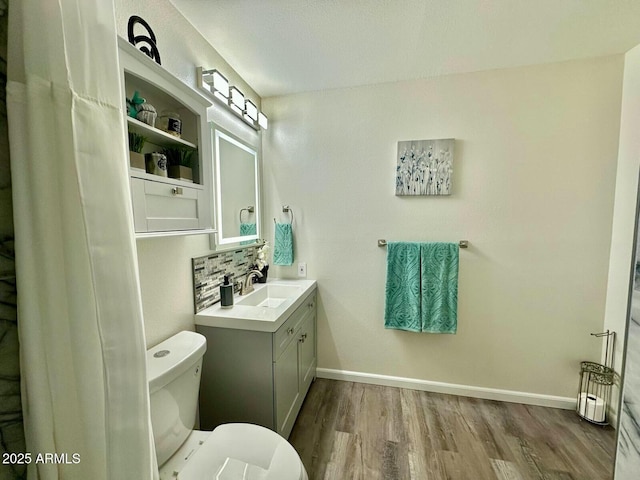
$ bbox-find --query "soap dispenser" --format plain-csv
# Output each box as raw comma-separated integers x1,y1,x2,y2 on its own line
220,275,234,309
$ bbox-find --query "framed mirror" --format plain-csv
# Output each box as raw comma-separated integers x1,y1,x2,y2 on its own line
213,126,260,245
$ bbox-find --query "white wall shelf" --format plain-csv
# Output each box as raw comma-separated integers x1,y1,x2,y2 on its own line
127,117,197,149
118,37,214,236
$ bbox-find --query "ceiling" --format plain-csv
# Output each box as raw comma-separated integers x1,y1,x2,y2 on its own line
170,0,640,98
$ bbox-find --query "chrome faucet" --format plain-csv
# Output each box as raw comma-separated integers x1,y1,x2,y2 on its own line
240,269,263,295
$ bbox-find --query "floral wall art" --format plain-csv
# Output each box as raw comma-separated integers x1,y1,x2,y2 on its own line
395,138,454,196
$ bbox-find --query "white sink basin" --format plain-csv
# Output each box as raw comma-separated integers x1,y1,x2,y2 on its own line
237,284,303,308
195,279,317,332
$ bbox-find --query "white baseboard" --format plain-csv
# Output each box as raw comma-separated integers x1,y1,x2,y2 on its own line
316,368,576,410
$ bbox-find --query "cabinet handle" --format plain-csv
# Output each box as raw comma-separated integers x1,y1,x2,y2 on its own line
301,333,307,340
171,187,183,196
287,327,294,335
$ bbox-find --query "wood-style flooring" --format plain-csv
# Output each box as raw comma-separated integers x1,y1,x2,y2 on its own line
289,379,616,480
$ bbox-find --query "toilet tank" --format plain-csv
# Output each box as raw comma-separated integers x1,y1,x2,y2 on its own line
147,330,207,467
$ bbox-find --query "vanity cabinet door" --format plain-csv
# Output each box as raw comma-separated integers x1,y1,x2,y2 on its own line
298,312,316,394
274,293,317,438
274,336,300,435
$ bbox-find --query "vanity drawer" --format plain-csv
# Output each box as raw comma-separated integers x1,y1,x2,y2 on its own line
273,293,316,361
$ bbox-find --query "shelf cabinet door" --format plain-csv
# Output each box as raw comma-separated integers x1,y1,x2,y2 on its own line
131,178,207,232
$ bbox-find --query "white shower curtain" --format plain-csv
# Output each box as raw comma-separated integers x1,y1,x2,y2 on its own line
7,1,156,479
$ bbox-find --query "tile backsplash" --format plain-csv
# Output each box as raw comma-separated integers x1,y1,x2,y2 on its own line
192,246,257,313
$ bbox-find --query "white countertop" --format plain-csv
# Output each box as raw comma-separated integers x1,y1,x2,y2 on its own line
195,278,317,333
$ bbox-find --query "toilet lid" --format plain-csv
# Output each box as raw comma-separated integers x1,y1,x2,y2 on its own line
177,423,304,480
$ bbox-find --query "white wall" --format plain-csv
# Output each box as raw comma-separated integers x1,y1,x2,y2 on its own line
263,56,624,398
134,236,209,347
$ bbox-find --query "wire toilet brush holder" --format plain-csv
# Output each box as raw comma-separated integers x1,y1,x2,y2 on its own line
576,330,615,426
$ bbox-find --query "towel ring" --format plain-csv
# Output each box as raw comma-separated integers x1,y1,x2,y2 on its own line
273,205,294,225
239,206,254,224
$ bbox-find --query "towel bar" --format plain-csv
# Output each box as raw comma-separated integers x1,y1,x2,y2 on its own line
378,239,469,248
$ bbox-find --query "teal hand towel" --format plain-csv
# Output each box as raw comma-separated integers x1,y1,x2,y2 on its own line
239,223,256,245
240,222,256,237
384,242,422,332
274,223,294,265
420,242,459,333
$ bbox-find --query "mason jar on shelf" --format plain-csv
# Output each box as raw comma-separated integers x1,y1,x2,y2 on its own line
157,110,182,138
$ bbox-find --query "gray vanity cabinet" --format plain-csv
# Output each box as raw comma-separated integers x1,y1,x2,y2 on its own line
196,290,317,439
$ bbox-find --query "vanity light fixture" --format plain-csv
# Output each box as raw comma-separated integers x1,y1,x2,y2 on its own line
197,66,268,131
200,68,229,103
229,87,245,115
258,112,268,130
211,70,229,102
244,99,258,124
200,69,214,93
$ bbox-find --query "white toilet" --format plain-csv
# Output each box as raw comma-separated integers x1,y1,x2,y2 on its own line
147,330,308,480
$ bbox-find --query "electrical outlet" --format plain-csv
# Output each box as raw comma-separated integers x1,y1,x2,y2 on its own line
298,262,307,277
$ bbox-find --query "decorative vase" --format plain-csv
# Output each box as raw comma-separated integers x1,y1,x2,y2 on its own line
145,152,168,177
136,109,157,127
158,111,182,138
136,103,157,127
168,165,193,182
129,151,145,171
257,265,268,283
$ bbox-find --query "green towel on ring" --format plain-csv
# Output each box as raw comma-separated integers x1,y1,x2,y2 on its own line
274,223,294,265
384,242,421,332
420,242,458,334
240,223,256,245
